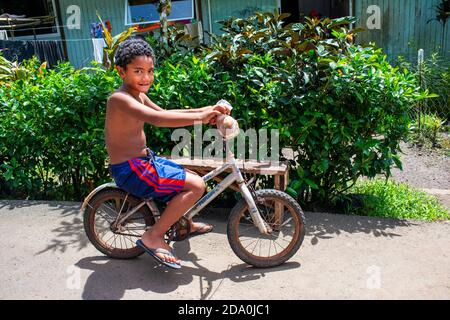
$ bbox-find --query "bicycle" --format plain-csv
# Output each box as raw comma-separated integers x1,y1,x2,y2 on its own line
81,118,306,268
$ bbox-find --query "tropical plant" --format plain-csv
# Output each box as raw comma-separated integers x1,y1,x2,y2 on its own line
0,53,33,83
0,61,120,200
145,22,198,64
97,13,137,70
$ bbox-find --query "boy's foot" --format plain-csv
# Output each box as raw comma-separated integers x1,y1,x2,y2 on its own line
190,221,213,236
136,240,181,269
140,234,181,267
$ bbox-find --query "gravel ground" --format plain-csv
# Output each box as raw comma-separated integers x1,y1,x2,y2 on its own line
390,141,450,189
387,141,450,210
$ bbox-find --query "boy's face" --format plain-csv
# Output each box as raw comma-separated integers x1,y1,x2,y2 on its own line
117,55,155,93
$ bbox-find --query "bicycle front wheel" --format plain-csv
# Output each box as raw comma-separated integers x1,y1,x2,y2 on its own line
227,189,306,268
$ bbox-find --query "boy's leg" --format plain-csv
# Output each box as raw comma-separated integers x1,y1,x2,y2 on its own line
183,168,213,234
141,171,206,264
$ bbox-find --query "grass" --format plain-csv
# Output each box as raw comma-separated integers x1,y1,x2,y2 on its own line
343,178,450,221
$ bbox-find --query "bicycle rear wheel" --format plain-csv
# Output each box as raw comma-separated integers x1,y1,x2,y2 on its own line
227,189,305,268
83,188,157,259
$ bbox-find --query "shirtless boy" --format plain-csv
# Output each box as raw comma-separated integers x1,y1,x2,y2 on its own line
105,37,229,269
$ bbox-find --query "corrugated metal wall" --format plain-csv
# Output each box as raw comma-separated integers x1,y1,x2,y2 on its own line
354,0,450,62
59,0,448,67
201,0,278,36
59,0,126,68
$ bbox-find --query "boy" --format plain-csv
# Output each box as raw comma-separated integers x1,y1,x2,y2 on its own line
105,37,229,269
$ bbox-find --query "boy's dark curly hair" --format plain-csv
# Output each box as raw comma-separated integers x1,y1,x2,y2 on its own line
114,37,155,69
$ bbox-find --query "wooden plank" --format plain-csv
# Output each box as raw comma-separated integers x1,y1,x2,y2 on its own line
164,156,288,191
274,175,280,190
274,201,283,230
167,157,288,175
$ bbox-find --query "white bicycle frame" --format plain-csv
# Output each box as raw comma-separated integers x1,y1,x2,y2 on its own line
183,151,271,234
81,146,271,235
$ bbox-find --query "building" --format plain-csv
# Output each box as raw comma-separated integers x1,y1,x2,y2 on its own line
0,0,448,68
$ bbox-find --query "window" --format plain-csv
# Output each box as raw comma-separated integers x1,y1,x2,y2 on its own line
0,0,59,38
125,0,194,25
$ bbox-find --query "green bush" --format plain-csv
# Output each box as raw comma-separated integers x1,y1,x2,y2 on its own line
343,178,449,221
0,59,120,200
187,12,427,208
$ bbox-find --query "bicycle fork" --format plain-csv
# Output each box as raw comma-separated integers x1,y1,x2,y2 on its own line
182,157,272,235
238,180,272,235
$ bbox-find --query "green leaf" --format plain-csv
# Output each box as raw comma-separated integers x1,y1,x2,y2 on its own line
304,178,319,189
285,187,298,198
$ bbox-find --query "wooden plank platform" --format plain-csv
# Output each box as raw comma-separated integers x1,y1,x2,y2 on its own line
165,157,289,191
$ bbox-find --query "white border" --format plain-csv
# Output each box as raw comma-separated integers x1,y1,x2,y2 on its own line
124,0,195,26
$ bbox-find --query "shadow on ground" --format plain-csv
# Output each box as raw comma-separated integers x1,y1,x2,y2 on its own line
75,239,300,300
9,199,417,258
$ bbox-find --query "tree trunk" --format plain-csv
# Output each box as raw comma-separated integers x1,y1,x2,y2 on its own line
158,0,172,47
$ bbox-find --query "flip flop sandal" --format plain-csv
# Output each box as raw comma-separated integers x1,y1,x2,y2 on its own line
190,222,214,237
136,240,181,269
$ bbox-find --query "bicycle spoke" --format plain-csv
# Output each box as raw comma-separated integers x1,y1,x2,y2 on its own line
279,216,293,228
269,240,277,257
102,201,120,219
259,237,263,257
112,233,119,249
242,239,258,250
103,232,116,246
237,204,297,259
251,238,260,255
96,205,116,224
273,239,285,251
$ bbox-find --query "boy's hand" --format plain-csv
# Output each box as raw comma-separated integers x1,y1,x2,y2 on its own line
212,104,231,115
203,104,230,125
201,104,230,115
201,109,223,124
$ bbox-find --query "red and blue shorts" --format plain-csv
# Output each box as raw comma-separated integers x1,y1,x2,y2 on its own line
109,150,186,203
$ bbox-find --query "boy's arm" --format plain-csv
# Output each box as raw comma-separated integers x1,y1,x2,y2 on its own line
143,95,226,114
109,93,221,127
142,95,165,111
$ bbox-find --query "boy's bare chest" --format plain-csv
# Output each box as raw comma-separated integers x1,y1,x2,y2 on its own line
107,111,145,137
